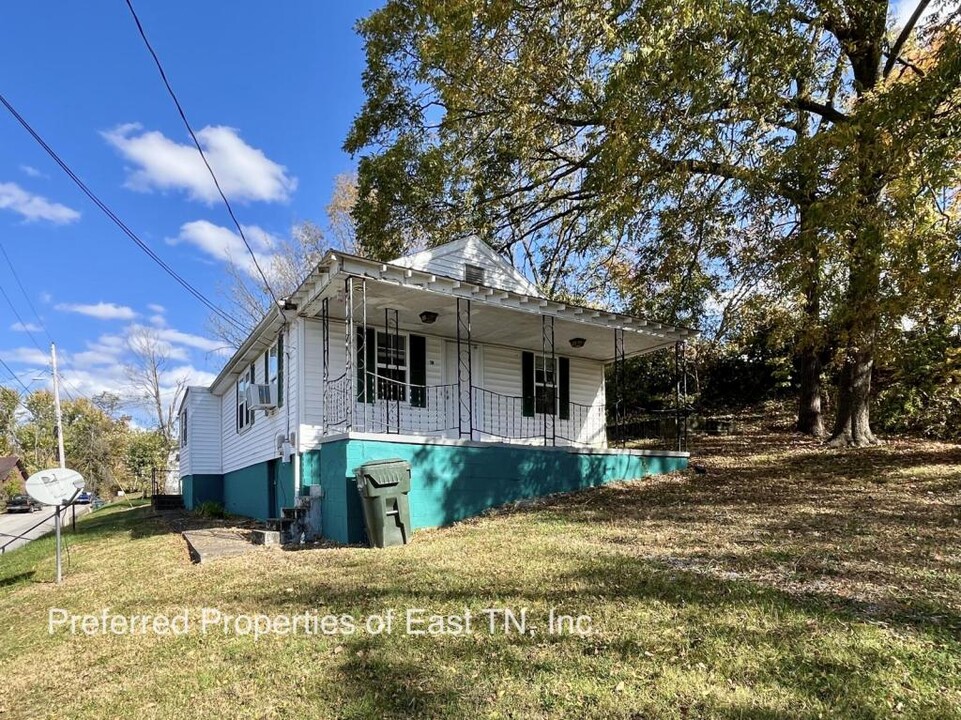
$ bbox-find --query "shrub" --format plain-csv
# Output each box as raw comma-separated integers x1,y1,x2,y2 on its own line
194,501,226,519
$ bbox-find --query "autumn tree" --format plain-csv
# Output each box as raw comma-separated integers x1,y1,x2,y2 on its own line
125,326,188,451
346,0,961,446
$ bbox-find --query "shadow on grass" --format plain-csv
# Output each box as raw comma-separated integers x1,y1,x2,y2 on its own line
0,570,35,586
232,549,959,719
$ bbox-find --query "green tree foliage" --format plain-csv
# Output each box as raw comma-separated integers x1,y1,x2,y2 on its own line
347,0,961,446
5,388,165,497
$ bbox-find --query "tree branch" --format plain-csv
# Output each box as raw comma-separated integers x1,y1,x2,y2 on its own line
790,97,850,124
884,0,932,79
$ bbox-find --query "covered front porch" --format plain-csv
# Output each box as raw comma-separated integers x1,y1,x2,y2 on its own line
298,253,694,451
301,256,692,449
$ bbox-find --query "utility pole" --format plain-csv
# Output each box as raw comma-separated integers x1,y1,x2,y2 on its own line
51,343,66,584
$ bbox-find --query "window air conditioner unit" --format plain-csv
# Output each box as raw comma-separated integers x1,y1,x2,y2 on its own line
246,383,277,410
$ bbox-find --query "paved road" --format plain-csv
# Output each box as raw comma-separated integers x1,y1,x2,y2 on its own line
0,503,92,555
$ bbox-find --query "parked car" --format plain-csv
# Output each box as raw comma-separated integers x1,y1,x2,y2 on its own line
5,494,42,513
74,491,93,504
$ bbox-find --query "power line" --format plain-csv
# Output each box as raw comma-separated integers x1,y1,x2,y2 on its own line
0,240,54,345
0,357,31,394
0,92,248,334
124,0,281,310
0,283,45,355
0,241,84,400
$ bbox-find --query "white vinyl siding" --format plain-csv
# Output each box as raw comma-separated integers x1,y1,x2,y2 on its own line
179,388,221,477
220,324,299,475
299,330,606,448
391,237,541,296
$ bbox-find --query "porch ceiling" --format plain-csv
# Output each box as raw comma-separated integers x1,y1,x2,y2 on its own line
314,278,679,362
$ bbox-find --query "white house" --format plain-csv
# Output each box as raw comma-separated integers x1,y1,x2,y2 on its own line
178,238,694,543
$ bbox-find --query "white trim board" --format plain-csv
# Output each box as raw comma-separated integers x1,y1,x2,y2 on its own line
313,431,690,459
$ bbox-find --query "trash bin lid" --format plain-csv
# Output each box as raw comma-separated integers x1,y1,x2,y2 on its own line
356,458,411,491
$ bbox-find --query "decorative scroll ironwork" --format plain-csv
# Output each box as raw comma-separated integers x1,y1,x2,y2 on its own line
612,328,626,448
384,307,400,433
456,298,472,439
541,314,556,447
344,278,354,432
321,297,329,434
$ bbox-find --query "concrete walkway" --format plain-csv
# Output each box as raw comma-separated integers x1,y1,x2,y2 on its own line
182,528,261,563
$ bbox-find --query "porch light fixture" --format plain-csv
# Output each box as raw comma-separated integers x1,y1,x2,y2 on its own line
569,337,587,348
419,311,439,324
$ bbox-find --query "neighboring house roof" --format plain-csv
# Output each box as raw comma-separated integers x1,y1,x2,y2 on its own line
0,455,29,484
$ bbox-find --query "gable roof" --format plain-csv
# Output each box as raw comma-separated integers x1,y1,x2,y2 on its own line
391,237,542,297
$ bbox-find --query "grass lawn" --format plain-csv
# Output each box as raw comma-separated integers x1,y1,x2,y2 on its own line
1,417,960,719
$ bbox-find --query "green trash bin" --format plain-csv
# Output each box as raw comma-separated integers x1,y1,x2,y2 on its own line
354,458,412,548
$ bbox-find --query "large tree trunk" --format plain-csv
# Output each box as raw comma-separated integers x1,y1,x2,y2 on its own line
827,15,886,448
795,206,824,436
797,345,824,436
827,190,883,447
829,345,877,446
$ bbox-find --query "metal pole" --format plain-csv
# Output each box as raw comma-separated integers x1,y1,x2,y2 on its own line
675,341,682,452
51,343,66,584
72,503,76,532
55,507,62,583
51,344,66,470
321,297,329,434
344,278,354,432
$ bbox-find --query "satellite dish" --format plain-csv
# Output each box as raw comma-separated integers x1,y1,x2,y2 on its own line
25,467,85,506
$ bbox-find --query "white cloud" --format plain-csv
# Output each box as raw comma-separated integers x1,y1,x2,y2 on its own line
55,302,138,320
0,347,49,365
169,219,280,281
0,182,80,224
102,123,297,203
20,165,44,178
10,321,42,333
147,303,166,314
39,292,52,304
149,326,230,355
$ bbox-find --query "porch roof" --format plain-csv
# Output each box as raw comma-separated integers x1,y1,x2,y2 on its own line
210,250,698,394
297,252,696,360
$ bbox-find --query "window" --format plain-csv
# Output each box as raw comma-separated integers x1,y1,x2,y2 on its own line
180,409,188,448
534,355,557,415
236,365,256,432
376,331,407,401
522,352,570,419
464,263,486,285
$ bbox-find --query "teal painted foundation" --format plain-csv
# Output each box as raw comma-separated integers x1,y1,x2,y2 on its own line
301,439,688,544
181,461,294,520
181,474,223,510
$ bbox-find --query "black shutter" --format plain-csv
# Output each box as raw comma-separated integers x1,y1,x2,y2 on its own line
559,357,570,420
522,351,535,417
409,334,427,408
277,331,284,408
357,327,376,403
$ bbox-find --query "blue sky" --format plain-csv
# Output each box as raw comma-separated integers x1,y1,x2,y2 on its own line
0,0,934,422
0,1,379,418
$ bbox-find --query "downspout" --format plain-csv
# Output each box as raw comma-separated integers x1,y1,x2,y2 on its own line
295,314,307,496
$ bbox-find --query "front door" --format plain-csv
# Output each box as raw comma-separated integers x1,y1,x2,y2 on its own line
444,341,483,436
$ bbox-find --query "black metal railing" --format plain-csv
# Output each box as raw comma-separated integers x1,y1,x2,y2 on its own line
607,407,692,452
323,373,612,448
